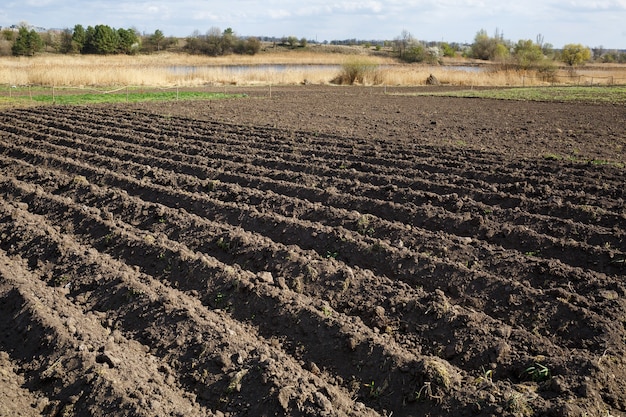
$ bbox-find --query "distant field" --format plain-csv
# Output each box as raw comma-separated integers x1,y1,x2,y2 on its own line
409,85,626,103
0,87,241,107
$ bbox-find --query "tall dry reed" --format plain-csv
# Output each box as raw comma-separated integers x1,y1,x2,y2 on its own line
1,53,625,87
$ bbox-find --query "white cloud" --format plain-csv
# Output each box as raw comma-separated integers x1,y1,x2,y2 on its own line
23,0,57,6
565,0,626,11
0,0,624,48
268,9,292,19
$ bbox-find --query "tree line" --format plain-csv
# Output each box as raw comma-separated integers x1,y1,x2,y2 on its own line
2,23,261,56
391,28,616,71
4,23,626,66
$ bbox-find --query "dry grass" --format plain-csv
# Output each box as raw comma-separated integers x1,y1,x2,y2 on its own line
0,52,392,87
1,52,625,88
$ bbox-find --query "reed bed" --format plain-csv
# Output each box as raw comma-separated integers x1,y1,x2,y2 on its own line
0,53,390,87
1,53,625,87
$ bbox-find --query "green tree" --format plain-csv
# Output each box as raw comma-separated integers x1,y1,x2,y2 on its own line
221,27,235,54
471,29,494,60
394,30,430,63
59,28,74,53
12,26,44,56
513,39,544,70
185,30,204,54
151,29,164,51
71,24,86,53
92,24,119,54
117,28,139,54
560,43,591,66
83,26,96,53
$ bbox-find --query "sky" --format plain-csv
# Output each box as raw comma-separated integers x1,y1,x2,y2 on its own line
1,0,626,49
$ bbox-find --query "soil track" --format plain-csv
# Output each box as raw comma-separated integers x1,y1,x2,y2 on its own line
1,85,626,416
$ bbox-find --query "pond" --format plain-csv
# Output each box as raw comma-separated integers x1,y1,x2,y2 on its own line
167,64,341,75
167,64,486,75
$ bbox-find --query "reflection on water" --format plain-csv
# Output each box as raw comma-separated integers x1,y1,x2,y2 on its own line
440,65,485,73
168,64,341,74
168,64,486,75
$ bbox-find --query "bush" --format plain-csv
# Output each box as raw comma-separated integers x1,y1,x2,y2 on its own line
185,28,260,56
332,58,381,85
471,29,510,61
560,44,592,66
440,42,456,58
234,37,261,55
534,59,557,82
513,39,543,70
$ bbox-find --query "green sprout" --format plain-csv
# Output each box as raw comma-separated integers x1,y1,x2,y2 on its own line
523,362,550,382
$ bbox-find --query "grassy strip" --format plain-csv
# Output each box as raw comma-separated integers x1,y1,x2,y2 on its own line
1,89,243,107
413,85,626,103
542,153,625,169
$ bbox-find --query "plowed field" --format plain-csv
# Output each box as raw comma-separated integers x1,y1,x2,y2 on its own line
1,86,626,417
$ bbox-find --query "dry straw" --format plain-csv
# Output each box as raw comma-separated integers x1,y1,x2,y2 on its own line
1,53,625,87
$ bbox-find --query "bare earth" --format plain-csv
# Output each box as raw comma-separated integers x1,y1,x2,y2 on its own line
1,85,625,417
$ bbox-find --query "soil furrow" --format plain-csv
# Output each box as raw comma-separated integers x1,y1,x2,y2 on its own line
2,92,625,417
0,201,384,416
4,156,594,375
0,176,483,416
15,106,622,201
0,249,211,417
1,139,622,359
2,145,622,409
5,109,624,214
1,132,622,286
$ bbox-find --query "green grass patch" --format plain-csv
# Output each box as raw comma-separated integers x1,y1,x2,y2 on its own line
1,87,243,107
414,86,626,104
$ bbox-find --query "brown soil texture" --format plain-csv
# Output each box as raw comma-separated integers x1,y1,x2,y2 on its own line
1,85,625,417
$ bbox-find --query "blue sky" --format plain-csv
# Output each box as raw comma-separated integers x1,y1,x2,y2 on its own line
2,0,626,48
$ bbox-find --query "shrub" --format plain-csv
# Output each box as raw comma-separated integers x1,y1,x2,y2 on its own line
234,37,261,55
403,44,426,63
471,28,510,61
534,59,557,82
560,44,592,66
440,42,456,58
332,58,381,85
513,39,543,70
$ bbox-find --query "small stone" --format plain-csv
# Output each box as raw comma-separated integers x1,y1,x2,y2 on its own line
275,275,288,289
313,392,333,413
308,362,321,375
257,271,274,284
496,325,512,338
97,352,121,368
234,351,246,365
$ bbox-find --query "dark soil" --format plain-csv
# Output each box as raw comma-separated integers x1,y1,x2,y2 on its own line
1,85,625,417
